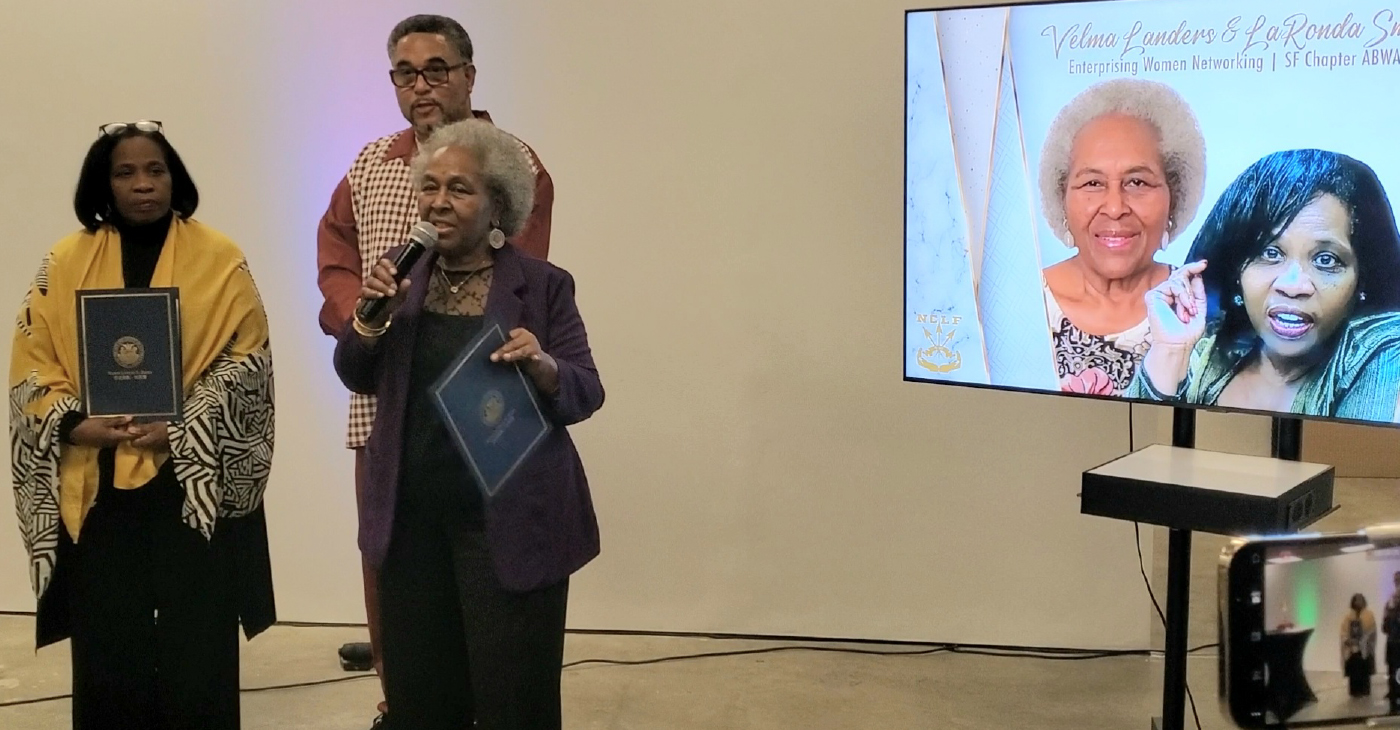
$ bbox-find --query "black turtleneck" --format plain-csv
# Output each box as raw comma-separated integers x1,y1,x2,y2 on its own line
113,211,173,288
57,211,175,445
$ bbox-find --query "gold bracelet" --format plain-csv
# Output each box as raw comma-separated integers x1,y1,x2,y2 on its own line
353,316,391,338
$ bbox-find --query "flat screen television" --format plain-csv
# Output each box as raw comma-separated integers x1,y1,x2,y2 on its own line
904,0,1400,427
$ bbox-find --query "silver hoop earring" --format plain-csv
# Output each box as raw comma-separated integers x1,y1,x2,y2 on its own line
1360,291,1368,302
1233,294,1244,307
488,228,506,250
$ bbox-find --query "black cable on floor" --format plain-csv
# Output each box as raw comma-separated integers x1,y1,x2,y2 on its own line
563,644,948,669
0,407,1223,713
0,693,70,710
244,674,378,692
1129,404,1204,730
561,643,1161,670
0,673,385,710
0,635,1217,709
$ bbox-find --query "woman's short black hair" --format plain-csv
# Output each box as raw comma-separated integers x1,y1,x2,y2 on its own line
73,128,199,231
1186,149,1400,355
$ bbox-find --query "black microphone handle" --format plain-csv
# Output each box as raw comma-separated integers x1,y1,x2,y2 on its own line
355,241,428,322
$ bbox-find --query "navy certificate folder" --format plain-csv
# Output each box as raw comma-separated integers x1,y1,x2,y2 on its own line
76,287,183,422
430,320,552,500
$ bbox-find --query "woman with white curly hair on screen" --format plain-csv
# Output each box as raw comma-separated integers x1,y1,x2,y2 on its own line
1039,77,1207,396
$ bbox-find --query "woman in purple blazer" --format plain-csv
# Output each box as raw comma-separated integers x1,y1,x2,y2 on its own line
334,118,603,730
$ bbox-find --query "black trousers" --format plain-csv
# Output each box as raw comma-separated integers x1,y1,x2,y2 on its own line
1346,653,1374,696
378,497,569,730
68,463,241,730
1387,642,1400,703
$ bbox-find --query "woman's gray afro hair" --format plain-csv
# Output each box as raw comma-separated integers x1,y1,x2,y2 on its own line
1038,78,1206,246
411,119,536,237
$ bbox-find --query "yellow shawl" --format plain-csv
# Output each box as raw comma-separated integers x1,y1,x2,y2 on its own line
10,217,273,596
1342,608,1378,662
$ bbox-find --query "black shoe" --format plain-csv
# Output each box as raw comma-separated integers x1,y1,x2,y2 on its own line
370,712,388,729
339,642,375,672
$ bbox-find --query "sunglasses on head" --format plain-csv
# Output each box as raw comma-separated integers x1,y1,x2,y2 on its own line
98,120,163,137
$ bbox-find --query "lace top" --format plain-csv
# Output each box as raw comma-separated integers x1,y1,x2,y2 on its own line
1043,284,1152,396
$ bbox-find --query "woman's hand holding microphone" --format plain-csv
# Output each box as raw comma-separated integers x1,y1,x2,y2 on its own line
354,258,411,339
355,257,559,395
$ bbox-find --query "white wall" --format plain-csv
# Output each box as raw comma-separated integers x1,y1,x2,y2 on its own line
1266,551,1400,673
0,0,1274,649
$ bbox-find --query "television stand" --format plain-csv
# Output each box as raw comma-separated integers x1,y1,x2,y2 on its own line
1080,411,1334,730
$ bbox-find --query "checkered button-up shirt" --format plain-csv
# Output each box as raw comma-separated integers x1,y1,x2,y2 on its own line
316,113,554,449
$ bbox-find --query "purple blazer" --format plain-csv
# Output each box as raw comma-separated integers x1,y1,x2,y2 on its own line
334,243,603,592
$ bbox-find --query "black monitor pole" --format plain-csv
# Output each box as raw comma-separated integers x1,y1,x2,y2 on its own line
1156,412,1304,730
1158,407,1195,730
1272,417,1303,462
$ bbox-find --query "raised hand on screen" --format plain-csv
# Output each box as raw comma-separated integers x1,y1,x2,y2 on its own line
1144,260,1209,349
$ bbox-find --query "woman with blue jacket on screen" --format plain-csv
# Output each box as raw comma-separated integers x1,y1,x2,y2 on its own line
334,118,603,730
1126,149,1400,421
1039,78,1207,396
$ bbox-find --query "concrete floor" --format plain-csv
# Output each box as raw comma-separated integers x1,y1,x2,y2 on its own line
1284,672,1394,724
1,476,1396,729
0,617,1227,730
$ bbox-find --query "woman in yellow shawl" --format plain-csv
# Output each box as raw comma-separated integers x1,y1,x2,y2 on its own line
1342,593,1379,697
8,121,275,730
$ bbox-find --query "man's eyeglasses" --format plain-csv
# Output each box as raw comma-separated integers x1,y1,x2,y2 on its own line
389,63,469,89
99,120,163,136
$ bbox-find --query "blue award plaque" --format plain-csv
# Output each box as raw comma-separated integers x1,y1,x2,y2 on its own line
430,320,553,500
76,288,183,422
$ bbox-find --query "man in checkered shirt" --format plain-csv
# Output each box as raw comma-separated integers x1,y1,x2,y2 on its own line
315,14,552,727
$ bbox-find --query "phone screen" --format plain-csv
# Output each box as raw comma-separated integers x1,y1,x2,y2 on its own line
1252,540,1400,725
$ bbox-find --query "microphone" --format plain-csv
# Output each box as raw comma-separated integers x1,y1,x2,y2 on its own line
355,221,439,322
